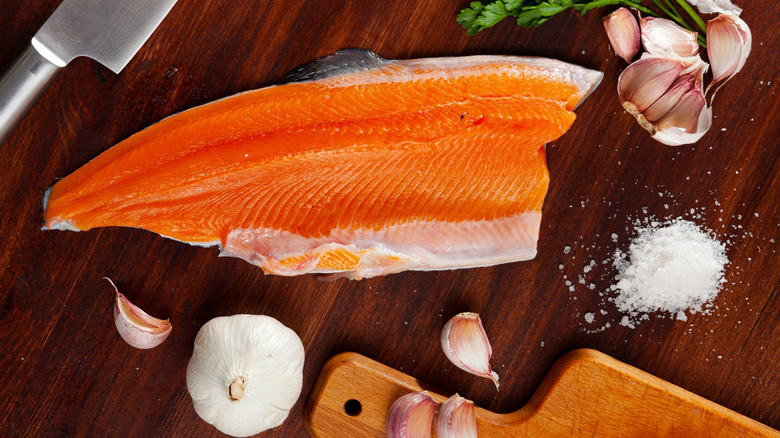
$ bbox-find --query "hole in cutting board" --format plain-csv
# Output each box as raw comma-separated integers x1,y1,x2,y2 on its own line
344,399,362,416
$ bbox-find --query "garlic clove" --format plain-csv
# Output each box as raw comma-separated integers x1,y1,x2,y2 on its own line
386,391,437,438
441,312,499,390
603,8,641,63
655,85,707,133
106,278,171,349
434,394,477,438
618,57,684,115
652,102,712,146
643,75,696,124
706,14,751,86
685,0,742,16
680,55,709,83
640,16,699,59
651,89,712,146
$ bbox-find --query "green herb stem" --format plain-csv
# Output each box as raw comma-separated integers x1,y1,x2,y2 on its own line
457,0,707,47
662,0,684,20
675,0,708,32
620,1,656,16
650,0,692,31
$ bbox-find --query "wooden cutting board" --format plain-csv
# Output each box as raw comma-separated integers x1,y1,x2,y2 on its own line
304,349,779,437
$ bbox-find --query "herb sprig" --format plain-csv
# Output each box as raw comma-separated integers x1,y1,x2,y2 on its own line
457,0,706,46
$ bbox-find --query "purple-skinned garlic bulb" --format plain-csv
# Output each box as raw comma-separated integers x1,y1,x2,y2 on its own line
604,1,751,145
617,53,712,146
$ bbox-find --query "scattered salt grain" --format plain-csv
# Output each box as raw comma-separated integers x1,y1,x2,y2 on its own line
611,219,728,326
584,312,595,324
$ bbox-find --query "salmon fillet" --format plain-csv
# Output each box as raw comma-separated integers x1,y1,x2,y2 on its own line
43,50,602,279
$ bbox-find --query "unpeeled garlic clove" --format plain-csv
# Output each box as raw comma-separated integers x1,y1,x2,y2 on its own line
651,95,712,146
706,14,751,86
654,84,707,133
603,8,640,63
642,75,696,124
106,278,172,349
685,0,742,16
441,312,499,390
640,16,699,58
435,394,477,438
386,391,437,438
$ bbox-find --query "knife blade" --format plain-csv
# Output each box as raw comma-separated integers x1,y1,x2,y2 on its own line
0,0,178,146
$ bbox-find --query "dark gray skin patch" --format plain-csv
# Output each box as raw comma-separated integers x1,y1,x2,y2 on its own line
285,49,388,83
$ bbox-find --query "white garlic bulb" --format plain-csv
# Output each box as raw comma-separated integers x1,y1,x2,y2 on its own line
186,315,305,437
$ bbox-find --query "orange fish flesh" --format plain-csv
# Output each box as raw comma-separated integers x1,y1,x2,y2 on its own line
43,50,602,279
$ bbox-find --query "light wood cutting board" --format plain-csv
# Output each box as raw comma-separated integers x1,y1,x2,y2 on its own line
304,349,779,437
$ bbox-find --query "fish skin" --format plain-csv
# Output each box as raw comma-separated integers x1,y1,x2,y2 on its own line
43,50,602,279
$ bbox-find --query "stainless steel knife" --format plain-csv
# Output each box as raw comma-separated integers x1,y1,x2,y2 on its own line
0,0,178,145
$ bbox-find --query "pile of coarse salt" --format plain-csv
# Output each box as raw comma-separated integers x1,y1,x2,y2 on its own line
611,219,728,328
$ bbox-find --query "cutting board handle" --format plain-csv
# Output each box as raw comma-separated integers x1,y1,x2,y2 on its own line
304,349,779,437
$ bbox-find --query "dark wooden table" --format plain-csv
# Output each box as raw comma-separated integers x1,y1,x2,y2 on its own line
1,1,777,436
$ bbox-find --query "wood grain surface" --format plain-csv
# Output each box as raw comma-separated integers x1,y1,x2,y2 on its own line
0,1,777,437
